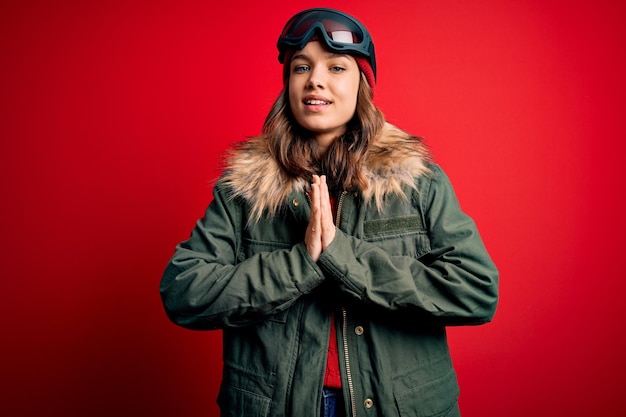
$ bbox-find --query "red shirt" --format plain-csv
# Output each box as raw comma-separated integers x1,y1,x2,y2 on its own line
324,313,342,388
324,195,342,388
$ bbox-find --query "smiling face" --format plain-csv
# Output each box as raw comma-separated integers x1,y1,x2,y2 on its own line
288,41,361,154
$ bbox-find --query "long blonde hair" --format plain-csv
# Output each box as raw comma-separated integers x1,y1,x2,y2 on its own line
262,73,386,192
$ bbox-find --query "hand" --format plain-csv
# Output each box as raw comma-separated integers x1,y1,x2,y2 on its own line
305,175,336,261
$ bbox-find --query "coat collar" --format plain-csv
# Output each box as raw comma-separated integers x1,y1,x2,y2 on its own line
220,122,430,221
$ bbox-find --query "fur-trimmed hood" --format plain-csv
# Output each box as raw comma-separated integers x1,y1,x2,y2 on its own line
220,122,431,221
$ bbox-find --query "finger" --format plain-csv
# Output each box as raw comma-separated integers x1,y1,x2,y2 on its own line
320,175,332,225
310,179,321,234
319,175,336,248
306,177,323,260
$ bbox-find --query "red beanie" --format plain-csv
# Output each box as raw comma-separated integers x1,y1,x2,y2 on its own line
354,56,376,96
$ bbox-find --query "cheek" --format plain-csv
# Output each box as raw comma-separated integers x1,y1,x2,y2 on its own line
342,79,360,113
288,86,298,113
288,77,302,105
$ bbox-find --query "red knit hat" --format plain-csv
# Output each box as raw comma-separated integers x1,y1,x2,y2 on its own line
354,56,376,95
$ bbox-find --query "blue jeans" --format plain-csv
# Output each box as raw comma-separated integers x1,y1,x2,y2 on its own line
321,388,344,417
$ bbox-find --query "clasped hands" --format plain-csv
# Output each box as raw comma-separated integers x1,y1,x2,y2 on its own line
306,175,336,261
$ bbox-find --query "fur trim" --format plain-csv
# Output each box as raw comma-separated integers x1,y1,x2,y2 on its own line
361,123,431,210
220,122,430,221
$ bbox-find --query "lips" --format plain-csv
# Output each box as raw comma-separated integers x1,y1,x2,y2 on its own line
303,95,331,105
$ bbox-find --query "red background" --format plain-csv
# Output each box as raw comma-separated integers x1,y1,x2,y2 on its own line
1,0,624,416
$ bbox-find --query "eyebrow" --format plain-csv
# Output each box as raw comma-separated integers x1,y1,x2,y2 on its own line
290,52,350,62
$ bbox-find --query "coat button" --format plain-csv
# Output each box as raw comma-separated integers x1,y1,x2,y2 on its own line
354,325,364,335
292,199,299,207
364,398,373,408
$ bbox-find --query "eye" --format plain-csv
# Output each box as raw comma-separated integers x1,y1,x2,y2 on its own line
330,65,346,73
293,65,310,74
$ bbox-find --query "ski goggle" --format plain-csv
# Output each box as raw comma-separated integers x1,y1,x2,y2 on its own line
277,8,376,77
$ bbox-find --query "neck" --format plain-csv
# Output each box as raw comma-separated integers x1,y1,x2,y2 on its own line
314,131,344,156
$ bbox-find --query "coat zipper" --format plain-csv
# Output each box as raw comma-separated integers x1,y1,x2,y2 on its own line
342,307,357,417
334,191,347,226
334,191,357,417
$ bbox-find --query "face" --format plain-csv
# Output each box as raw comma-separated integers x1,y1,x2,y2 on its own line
288,41,360,153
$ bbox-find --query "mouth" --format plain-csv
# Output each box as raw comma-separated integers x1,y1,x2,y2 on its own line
302,94,332,107
304,99,331,105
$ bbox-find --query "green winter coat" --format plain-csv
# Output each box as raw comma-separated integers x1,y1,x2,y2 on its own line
160,123,499,417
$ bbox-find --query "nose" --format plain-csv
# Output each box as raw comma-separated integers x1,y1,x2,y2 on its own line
306,65,325,89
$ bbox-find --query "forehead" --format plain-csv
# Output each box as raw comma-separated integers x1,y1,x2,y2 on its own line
291,40,355,62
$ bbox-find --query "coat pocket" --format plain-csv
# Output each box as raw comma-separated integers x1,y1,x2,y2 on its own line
394,368,460,417
217,384,272,417
363,215,431,258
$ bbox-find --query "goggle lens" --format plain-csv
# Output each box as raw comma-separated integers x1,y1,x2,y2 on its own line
281,13,365,45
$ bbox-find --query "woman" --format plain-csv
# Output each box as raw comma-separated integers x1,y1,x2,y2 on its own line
160,8,498,417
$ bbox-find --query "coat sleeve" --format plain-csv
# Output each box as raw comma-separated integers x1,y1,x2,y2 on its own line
159,182,325,330
317,165,499,325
